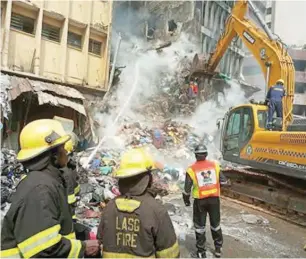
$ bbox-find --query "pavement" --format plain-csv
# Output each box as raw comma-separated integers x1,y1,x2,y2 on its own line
164,195,306,258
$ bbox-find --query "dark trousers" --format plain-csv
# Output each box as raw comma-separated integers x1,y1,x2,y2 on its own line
193,197,223,252
268,100,283,124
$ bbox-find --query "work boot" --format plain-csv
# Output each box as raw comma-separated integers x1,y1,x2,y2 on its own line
215,247,222,258
191,251,206,258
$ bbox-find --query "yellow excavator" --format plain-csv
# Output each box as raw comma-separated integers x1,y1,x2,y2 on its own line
191,0,306,217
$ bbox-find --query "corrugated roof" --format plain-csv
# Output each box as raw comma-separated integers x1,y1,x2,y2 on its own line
30,80,85,100
9,76,33,101
37,91,86,115
3,74,86,115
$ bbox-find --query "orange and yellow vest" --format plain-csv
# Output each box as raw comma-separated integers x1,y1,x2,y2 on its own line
186,160,221,199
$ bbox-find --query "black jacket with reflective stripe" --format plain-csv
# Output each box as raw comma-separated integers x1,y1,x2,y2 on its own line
61,167,80,218
97,192,180,258
0,165,85,258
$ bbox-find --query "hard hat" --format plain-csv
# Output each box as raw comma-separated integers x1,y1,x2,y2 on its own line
17,119,71,162
276,79,284,84
195,144,208,154
64,132,79,154
64,139,74,154
113,148,155,179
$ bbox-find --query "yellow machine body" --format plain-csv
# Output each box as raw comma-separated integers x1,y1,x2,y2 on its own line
194,0,306,179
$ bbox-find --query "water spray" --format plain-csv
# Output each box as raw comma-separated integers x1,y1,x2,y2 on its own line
83,61,140,169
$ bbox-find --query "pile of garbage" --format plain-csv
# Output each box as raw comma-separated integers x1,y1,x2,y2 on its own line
73,118,221,227
1,149,25,222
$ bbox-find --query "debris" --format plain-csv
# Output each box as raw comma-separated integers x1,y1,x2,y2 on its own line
242,214,269,225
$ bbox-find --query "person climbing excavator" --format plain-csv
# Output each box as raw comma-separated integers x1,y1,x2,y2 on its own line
266,79,286,130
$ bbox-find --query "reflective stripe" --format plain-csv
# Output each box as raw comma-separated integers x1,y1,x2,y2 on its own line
0,247,21,258
156,240,180,258
210,225,221,231
64,232,76,240
68,239,82,258
18,224,61,258
72,215,77,220
200,188,218,196
74,184,80,195
115,198,141,213
21,174,27,180
68,194,77,204
182,190,190,195
195,227,206,234
103,251,154,258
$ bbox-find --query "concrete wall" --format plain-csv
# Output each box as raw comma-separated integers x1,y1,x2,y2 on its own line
197,1,245,78
1,0,112,90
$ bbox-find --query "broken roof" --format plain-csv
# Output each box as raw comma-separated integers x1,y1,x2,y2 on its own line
1,74,86,116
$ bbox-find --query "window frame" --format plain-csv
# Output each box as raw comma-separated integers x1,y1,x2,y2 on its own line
88,38,102,56
10,12,35,35
67,31,82,49
226,109,242,137
257,110,267,129
42,23,61,43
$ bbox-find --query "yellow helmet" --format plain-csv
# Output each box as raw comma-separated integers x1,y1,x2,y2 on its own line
113,148,155,179
276,79,284,84
17,119,71,162
64,139,74,154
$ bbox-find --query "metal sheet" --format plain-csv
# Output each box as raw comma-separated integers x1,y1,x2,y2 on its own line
31,80,85,100
8,76,33,101
36,91,86,115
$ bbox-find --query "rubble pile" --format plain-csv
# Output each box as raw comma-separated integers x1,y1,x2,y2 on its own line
73,118,221,226
1,149,24,222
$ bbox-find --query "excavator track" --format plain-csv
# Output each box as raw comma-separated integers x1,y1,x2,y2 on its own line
221,167,306,227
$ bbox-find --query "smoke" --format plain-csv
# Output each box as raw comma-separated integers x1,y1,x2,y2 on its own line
95,32,199,143
94,2,249,155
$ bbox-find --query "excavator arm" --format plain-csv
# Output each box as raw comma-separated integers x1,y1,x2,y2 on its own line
205,0,295,131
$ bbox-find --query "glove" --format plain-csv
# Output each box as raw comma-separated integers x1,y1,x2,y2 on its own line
84,240,100,256
182,193,191,207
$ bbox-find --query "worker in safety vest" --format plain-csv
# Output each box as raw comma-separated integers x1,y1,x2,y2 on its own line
97,148,180,258
266,78,286,130
183,144,228,258
0,119,100,258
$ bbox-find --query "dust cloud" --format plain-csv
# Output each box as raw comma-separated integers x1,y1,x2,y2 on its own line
94,3,249,154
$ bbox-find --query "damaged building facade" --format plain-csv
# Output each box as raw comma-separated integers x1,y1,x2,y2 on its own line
0,0,113,150
113,1,245,78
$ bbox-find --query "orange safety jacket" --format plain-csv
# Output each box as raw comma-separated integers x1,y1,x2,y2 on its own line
186,160,221,199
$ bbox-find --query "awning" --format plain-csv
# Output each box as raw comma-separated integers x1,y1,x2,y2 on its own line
1,74,86,116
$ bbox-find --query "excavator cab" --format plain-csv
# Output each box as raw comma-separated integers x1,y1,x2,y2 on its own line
219,103,268,163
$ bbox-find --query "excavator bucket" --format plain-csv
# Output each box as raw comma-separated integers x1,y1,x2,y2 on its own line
189,54,218,79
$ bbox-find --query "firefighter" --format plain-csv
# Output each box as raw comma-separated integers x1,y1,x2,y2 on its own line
266,79,286,130
183,144,228,258
97,148,180,258
63,137,80,221
0,119,100,258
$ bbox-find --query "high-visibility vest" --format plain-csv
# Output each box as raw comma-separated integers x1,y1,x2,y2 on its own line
186,160,221,199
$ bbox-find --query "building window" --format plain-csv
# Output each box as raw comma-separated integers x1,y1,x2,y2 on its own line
42,23,60,42
266,7,272,15
294,60,306,72
89,39,102,55
67,31,82,49
11,12,35,34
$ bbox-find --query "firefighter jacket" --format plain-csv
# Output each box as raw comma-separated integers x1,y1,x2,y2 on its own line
62,166,80,220
184,160,225,199
0,165,85,258
97,192,180,258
